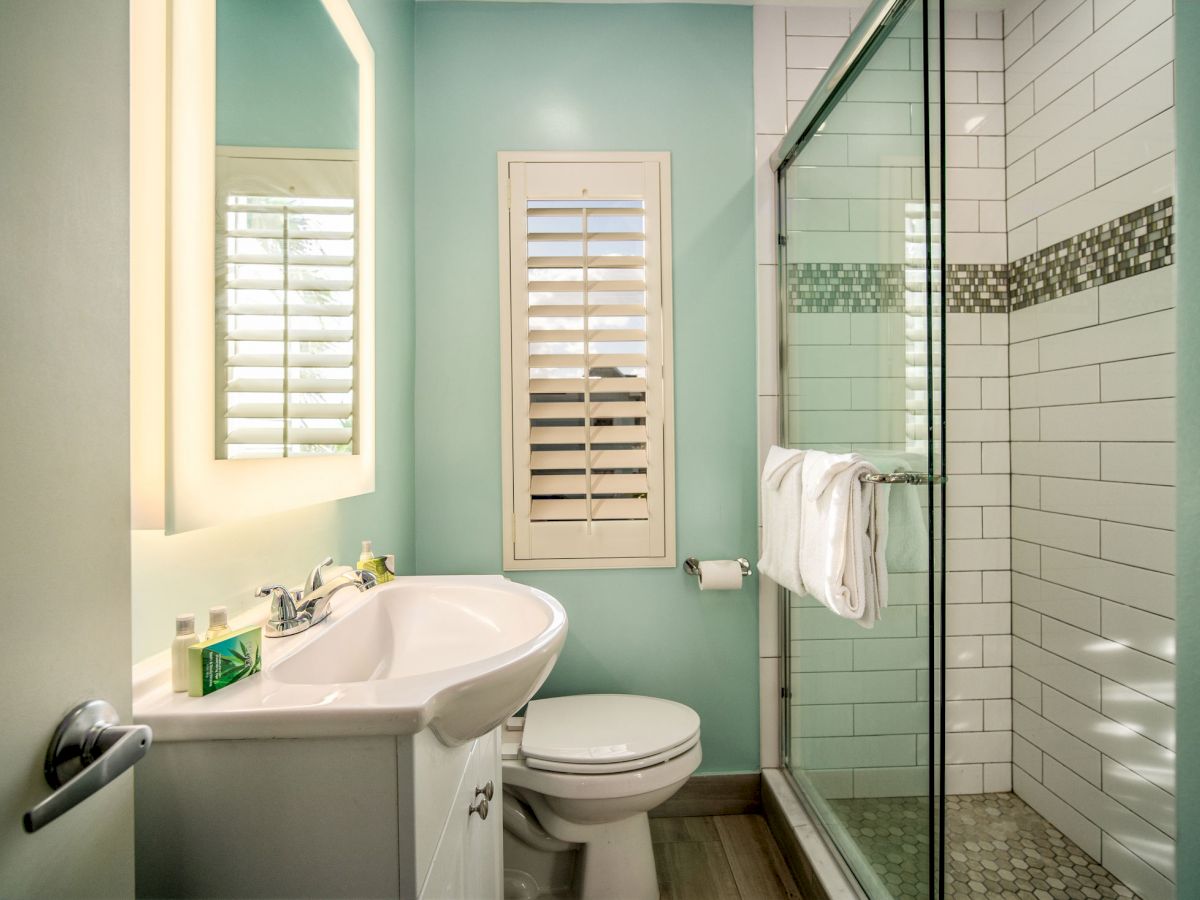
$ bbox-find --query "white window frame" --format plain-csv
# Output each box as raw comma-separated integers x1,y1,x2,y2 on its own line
497,151,677,571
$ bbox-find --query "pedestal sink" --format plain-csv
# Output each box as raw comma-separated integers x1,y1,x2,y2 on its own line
133,575,568,744
133,576,569,898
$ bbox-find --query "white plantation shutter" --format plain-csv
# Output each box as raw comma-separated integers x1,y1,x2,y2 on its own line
501,156,675,567
216,151,358,459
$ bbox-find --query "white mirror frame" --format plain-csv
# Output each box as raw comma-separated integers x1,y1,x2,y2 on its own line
130,0,375,532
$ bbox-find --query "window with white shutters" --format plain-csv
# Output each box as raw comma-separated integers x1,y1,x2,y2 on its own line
216,150,358,459
499,153,676,569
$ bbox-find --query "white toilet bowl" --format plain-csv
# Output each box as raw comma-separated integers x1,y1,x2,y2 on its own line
501,694,702,900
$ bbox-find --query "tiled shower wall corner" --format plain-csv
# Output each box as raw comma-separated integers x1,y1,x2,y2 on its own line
757,4,1177,895
1003,2,1176,898
753,4,1013,791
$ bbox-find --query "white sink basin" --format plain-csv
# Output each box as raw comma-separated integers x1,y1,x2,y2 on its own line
133,575,568,745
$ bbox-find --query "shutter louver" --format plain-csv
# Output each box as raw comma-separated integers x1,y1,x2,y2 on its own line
504,158,674,565
527,199,651,526
216,155,357,459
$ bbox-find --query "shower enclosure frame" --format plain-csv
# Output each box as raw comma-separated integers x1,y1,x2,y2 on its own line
771,1,948,896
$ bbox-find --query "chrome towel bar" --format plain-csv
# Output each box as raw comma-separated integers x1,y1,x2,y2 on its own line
860,472,946,485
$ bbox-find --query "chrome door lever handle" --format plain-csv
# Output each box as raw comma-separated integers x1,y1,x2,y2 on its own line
22,700,152,834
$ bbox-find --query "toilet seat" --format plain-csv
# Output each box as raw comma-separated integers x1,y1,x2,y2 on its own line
518,694,701,774
524,732,700,774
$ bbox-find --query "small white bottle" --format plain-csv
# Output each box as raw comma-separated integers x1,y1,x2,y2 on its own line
171,614,196,693
205,605,231,641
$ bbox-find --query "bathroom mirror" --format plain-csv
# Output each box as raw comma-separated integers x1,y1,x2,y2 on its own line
216,0,359,461
131,0,375,531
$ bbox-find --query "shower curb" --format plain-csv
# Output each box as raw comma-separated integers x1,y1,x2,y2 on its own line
761,768,866,900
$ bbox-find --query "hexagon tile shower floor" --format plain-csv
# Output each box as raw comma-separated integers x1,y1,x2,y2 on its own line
829,793,1139,900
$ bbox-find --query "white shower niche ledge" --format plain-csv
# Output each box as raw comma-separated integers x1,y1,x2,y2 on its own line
132,575,568,899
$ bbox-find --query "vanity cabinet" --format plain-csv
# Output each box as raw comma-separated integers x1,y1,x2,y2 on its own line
135,726,503,899
421,728,503,899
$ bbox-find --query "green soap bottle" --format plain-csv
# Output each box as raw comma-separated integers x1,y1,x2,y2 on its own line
357,540,393,584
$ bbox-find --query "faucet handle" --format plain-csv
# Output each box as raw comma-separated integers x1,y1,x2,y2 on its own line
353,568,379,590
256,584,298,622
304,557,335,595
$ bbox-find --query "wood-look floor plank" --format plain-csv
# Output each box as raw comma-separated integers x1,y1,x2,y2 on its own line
655,839,741,900
651,815,720,844
714,814,805,900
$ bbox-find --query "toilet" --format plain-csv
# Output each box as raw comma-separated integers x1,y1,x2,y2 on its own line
501,694,702,900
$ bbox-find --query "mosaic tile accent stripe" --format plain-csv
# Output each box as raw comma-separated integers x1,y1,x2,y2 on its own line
945,263,1008,312
785,198,1174,314
786,262,911,313
1009,198,1174,311
784,261,1001,313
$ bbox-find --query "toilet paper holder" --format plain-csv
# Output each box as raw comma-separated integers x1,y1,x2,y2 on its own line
683,557,752,578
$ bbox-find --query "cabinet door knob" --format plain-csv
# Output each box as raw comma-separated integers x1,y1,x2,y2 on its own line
474,781,494,802
469,797,489,820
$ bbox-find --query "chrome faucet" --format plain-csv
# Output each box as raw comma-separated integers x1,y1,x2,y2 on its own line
258,560,378,638
304,556,334,596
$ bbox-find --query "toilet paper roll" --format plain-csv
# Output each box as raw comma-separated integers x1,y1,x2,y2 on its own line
697,559,744,591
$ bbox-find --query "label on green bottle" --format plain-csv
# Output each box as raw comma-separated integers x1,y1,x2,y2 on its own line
360,556,394,583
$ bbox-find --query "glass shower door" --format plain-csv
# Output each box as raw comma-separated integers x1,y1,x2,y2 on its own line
778,2,944,898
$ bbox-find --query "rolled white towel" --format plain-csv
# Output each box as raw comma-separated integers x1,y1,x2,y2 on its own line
861,451,929,574
757,446,807,597
797,450,888,628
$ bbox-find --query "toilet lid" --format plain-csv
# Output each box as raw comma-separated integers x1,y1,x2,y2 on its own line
522,732,700,774
520,694,701,768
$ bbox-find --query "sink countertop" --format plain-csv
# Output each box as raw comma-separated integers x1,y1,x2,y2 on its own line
133,574,567,745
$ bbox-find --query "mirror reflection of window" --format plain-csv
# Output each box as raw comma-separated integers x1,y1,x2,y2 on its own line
214,0,358,460
217,168,356,458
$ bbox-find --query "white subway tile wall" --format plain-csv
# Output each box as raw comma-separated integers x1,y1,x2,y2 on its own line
754,3,787,770
1005,2,1175,898
782,7,1007,271
757,5,1175,896
755,5,1010,794
1004,0,1174,259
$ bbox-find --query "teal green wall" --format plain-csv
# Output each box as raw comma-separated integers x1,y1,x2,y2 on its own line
131,0,416,662
1174,5,1198,895
216,0,358,148
413,2,760,773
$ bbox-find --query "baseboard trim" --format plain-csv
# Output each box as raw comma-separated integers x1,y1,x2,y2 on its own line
649,772,762,818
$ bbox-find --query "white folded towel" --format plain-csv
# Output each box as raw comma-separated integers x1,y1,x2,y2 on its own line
797,451,889,628
758,446,807,597
860,451,929,574
759,446,890,627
